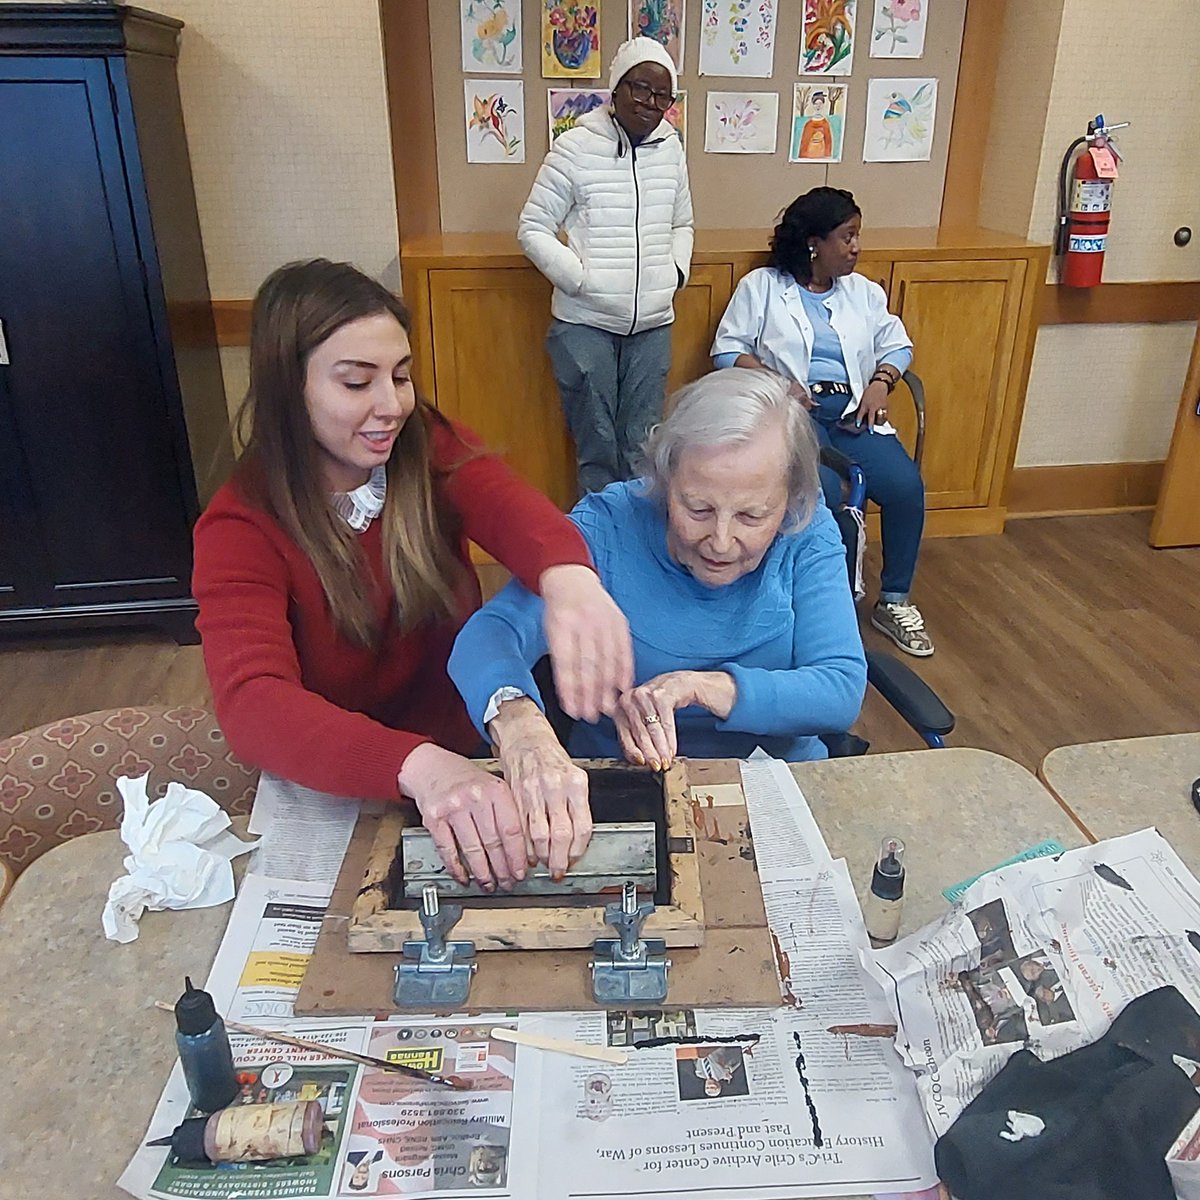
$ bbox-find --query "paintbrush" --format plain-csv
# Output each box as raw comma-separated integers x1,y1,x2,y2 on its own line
153,1001,471,1091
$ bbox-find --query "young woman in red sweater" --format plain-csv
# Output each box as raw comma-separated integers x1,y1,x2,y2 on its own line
193,260,632,890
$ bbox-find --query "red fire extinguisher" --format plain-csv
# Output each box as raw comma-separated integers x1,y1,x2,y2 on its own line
1056,115,1129,288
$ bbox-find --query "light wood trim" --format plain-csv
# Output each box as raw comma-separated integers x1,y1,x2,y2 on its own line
940,0,1008,228
865,506,1006,541
380,0,441,242
1041,282,1200,326
1150,323,1200,546
211,299,252,347
1008,461,1165,517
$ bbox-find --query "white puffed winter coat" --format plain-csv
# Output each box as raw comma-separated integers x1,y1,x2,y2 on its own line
517,108,694,337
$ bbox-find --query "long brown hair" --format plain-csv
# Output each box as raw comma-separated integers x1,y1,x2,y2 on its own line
236,259,466,647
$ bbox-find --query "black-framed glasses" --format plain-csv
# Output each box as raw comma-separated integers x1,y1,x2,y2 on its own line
623,79,674,111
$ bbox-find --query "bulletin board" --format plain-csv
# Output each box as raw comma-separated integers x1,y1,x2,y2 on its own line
427,0,967,234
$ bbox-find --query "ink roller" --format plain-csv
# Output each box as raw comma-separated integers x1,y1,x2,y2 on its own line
146,1099,324,1165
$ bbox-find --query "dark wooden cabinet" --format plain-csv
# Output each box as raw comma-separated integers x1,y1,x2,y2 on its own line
0,5,231,643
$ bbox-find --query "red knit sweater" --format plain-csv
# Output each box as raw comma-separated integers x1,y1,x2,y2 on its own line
192,417,591,801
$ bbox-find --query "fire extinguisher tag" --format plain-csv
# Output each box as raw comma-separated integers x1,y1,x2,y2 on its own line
1068,234,1106,254
1088,145,1120,179
1072,179,1112,212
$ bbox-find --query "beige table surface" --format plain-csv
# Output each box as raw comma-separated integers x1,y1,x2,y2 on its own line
0,822,249,1198
1040,732,1200,865
0,751,1070,1200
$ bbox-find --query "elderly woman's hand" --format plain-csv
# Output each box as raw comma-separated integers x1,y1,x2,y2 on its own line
539,564,634,724
489,696,593,880
615,671,738,770
397,744,527,891
855,379,891,429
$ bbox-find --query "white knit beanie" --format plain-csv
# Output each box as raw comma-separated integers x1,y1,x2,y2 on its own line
608,35,678,95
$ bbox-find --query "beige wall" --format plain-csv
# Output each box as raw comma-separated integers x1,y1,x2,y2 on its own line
432,0,966,233
980,0,1200,469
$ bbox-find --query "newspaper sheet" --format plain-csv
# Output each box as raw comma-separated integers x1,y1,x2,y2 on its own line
862,826,1200,1138
119,876,538,1200
120,755,936,1200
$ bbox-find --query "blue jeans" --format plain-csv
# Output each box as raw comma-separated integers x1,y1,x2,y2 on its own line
546,319,672,494
811,400,925,601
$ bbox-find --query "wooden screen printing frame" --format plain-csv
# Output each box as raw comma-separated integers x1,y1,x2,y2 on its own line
348,760,705,951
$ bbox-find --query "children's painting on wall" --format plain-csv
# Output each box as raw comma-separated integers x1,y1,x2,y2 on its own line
704,91,778,154
548,88,611,142
698,0,777,77
461,0,522,73
863,76,937,161
800,0,856,75
869,0,927,58
665,88,687,147
542,2,601,79
464,79,526,163
789,82,846,162
630,0,686,72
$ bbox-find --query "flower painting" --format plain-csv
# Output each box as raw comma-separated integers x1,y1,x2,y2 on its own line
461,0,522,73
870,0,927,58
800,0,856,75
548,87,611,142
542,2,601,79
664,88,687,147
863,76,937,161
704,91,779,154
698,0,777,78
789,82,847,162
630,0,685,72
464,79,526,163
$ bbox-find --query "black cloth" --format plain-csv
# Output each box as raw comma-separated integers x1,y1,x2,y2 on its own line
934,986,1200,1200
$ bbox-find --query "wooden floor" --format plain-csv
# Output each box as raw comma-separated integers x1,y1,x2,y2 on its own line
2,512,1197,772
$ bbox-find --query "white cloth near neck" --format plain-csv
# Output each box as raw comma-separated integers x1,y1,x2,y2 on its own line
332,464,387,532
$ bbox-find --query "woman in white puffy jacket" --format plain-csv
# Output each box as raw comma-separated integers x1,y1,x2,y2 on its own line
518,36,694,494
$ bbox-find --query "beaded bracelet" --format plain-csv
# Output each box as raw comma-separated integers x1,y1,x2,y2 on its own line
870,370,897,393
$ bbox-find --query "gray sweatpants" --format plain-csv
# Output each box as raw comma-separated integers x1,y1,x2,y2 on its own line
546,318,672,495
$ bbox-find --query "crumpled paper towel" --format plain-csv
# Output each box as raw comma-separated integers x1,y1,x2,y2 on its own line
102,773,259,943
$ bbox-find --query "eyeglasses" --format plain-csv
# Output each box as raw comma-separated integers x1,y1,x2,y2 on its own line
623,80,675,112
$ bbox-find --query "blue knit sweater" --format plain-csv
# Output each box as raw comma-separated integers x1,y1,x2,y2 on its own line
448,481,867,762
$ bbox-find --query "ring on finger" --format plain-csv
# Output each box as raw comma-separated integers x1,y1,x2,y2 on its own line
643,713,661,726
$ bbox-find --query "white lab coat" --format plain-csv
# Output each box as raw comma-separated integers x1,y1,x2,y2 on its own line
711,267,912,432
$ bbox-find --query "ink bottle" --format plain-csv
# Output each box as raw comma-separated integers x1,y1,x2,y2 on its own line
174,976,239,1113
864,836,906,944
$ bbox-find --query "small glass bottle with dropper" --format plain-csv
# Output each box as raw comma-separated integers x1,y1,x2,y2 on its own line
864,837,906,945
174,976,239,1113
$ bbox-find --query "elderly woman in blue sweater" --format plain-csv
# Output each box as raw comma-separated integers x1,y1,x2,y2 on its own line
448,367,866,876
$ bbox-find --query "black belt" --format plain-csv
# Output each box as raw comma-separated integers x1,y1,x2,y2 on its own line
810,381,852,397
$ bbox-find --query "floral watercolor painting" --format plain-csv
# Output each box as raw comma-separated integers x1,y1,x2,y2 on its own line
630,0,686,72
704,91,779,153
664,88,687,147
800,0,856,75
698,0,777,78
862,76,937,161
789,82,847,162
548,87,611,142
542,2,601,79
461,0,522,73
464,79,526,163
869,0,927,58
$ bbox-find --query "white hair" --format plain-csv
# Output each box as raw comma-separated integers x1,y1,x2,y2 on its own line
640,367,822,531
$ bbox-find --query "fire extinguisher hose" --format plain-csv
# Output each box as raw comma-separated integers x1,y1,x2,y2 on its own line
1056,135,1089,256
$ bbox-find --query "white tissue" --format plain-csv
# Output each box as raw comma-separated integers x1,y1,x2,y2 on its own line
102,773,259,943
999,1110,1045,1142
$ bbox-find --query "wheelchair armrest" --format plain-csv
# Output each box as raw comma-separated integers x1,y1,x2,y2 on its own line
866,649,955,741
900,370,926,469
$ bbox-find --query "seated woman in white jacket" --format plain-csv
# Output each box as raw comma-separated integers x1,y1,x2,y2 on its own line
711,187,933,657
518,36,693,495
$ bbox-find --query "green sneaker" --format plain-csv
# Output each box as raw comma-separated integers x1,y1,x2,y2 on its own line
871,601,934,657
